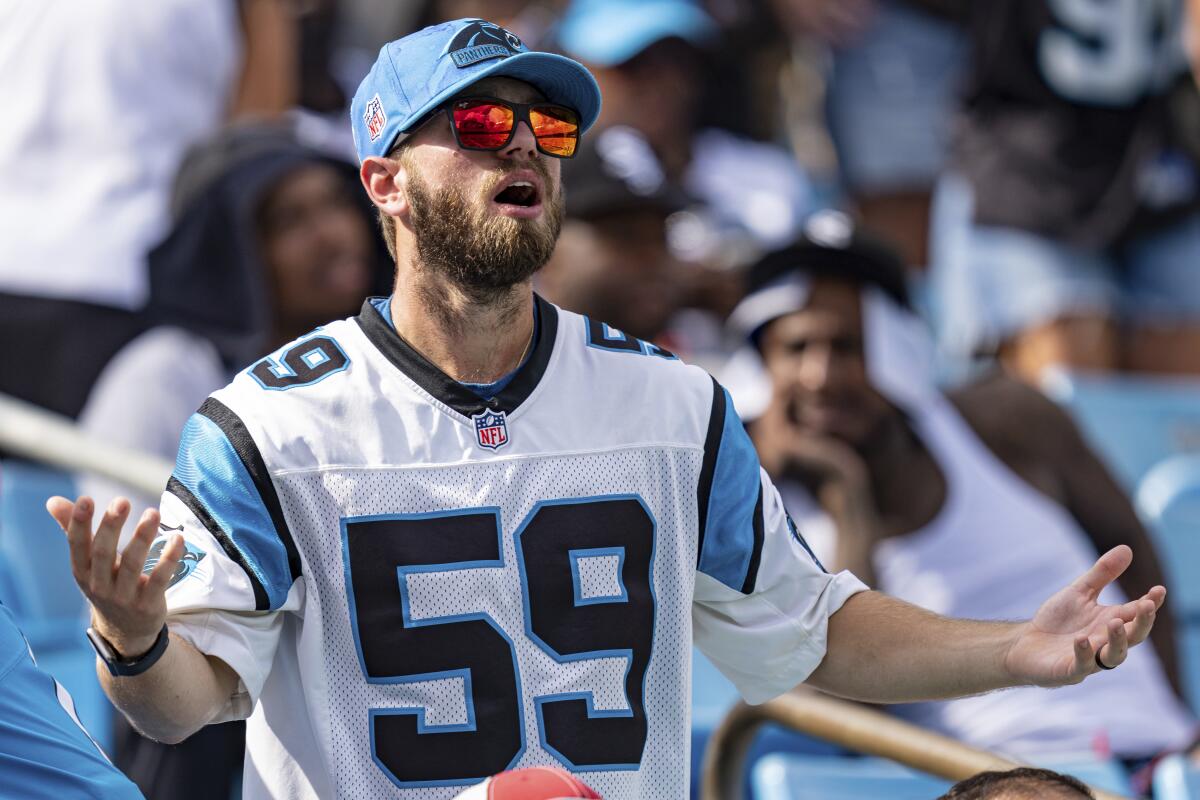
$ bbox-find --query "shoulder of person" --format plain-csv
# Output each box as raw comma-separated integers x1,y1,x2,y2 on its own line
946,370,1088,463
82,326,226,431
104,326,223,381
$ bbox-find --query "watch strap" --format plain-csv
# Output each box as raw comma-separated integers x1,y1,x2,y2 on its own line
87,624,170,677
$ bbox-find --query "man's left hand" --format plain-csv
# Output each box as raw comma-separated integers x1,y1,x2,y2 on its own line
1004,545,1163,687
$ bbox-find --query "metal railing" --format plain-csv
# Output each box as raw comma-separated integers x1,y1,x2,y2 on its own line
701,689,1129,800
0,392,171,497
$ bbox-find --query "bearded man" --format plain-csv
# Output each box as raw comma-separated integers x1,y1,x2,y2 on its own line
48,18,1169,800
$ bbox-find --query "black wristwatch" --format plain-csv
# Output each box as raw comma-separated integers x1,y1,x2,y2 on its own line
86,624,170,677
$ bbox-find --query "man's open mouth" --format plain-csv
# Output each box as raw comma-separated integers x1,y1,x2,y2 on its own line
493,181,540,208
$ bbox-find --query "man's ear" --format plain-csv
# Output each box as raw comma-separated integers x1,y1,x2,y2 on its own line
360,154,409,220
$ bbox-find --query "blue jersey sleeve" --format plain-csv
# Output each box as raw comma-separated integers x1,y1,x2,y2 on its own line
167,397,300,610
696,379,821,594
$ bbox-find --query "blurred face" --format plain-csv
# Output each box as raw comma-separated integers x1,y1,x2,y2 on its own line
590,40,700,150
259,164,373,330
399,77,565,298
758,278,894,447
543,213,680,339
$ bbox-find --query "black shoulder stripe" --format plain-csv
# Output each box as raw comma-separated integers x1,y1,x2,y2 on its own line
740,482,765,594
197,397,301,583
167,476,270,611
696,376,726,566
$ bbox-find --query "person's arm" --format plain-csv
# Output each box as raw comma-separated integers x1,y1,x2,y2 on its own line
100,633,240,744
229,0,297,119
1055,428,1183,694
952,374,1183,696
807,545,1162,702
47,496,237,743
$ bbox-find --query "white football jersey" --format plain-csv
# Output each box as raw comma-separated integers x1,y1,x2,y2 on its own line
156,296,865,800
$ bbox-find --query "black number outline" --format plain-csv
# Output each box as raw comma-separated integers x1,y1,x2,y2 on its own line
585,317,677,360
514,495,657,771
341,508,527,789
341,496,657,784
249,335,350,391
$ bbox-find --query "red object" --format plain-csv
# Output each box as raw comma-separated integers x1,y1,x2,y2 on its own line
453,766,602,799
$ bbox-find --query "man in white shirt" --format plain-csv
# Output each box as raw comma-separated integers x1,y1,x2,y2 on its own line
733,212,1196,767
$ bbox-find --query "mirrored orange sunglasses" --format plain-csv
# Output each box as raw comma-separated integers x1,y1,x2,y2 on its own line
440,97,581,158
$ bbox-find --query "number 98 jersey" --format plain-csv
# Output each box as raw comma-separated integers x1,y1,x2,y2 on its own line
155,296,866,800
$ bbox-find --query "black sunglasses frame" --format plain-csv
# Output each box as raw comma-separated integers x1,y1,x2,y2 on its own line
396,96,581,159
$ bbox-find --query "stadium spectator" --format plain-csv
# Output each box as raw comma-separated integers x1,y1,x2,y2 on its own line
556,0,817,261
0,0,298,421
47,19,1169,800
0,599,142,799
938,767,1094,799
77,121,388,800
774,0,967,267
930,0,1200,380
539,128,687,347
731,212,1197,763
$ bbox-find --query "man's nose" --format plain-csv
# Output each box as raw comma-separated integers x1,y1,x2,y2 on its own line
798,344,836,390
500,119,539,160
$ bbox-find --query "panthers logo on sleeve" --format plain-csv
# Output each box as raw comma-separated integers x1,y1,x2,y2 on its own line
142,536,208,589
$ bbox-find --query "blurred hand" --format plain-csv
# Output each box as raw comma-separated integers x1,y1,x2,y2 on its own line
46,496,184,659
1004,545,1163,687
752,389,886,554
754,387,867,489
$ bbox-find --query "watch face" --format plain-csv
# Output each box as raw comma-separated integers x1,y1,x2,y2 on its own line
85,627,121,674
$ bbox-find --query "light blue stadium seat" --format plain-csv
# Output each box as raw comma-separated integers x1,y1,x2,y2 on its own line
751,754,953,800
1041,370,1200,492
1154,753,1200,800
752,754,1132,800
1036,758,1133,795
0,460,85,620
1136,453,1200,712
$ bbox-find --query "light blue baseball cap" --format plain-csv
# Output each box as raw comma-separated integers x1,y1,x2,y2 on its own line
558,0,717,68
351,18,603,162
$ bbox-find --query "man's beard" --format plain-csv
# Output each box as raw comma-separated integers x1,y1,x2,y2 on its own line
405,162,563,304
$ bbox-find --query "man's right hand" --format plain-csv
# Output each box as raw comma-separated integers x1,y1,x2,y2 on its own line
46,496,184,660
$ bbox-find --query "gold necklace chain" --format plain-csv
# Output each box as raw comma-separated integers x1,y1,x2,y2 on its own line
508,325,534,374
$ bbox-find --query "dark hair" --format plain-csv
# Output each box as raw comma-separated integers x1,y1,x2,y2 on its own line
937,767,1095,799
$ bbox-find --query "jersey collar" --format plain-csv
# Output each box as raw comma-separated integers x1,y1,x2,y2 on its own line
354,294,559,417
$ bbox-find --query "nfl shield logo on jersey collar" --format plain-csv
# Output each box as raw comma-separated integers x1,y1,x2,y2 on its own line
473,408,509,450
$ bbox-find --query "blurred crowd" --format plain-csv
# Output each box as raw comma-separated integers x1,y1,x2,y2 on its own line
4,0,1200,797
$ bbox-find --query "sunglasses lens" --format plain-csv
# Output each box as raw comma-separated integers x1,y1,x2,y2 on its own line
452,101,514,149
530,105,579,157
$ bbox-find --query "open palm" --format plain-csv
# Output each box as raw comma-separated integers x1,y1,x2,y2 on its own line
1004,545,1164,688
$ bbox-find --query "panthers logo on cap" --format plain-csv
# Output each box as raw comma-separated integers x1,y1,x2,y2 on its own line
446,20,524,68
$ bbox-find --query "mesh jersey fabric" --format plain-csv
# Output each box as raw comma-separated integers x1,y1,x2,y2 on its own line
154,297,865,799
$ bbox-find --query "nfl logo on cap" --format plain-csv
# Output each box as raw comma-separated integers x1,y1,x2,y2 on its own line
473,409,509,450
363,94,387,142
